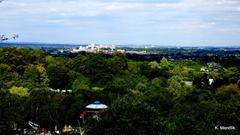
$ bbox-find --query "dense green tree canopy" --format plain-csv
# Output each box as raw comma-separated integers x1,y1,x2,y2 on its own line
0,47,239,134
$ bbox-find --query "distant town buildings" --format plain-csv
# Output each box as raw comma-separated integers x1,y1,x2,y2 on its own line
125,50,147,54
71,43,149,55
71,44,117,53
71,44,150,54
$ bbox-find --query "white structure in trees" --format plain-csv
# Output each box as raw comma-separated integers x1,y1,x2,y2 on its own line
209,78,214,85
85,101,108,109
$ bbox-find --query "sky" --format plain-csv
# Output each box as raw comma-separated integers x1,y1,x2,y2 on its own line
0,0,240,46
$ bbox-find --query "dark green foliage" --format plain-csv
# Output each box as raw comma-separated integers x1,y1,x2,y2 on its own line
139,62,162,79
0,47,33,74
0,90,27,134
86,93,168,135
193,73,209,89
237,79,240,88
46,63,69,89
0,47,239,134
0,64,19,88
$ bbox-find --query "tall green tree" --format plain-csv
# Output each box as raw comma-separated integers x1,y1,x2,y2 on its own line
168,76,192,97
160,57,169,70
46,63,69,89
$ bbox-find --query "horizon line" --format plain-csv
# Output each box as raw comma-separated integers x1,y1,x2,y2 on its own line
1,41,240,48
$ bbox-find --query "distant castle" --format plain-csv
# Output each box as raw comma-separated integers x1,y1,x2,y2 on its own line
71,43,148,54
71,43,117,53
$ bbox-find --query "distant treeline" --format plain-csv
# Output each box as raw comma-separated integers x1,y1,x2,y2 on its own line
42,46,240,67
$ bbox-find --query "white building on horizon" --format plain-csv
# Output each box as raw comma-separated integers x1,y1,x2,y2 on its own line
71,43,116,53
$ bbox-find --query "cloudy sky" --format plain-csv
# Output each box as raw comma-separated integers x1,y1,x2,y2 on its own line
0,0,240,46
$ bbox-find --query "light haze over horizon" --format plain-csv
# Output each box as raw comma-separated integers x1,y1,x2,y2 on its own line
0,0,240,46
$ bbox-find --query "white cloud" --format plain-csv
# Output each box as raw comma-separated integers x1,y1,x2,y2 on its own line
1,0,239,17
0,0,240,45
